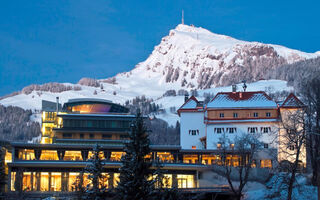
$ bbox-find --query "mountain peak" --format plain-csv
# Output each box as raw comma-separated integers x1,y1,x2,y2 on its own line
113,24,319,91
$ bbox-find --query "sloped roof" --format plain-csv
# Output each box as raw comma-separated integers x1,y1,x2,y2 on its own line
280,93,305,108
177,96,203,115
207,91,277,109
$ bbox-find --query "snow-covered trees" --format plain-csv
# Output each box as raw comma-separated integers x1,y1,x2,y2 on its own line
78,78,100,87
0,105,41,141
116,112,154,200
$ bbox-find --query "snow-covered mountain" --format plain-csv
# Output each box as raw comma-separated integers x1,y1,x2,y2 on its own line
0,24,318,125
111,24,318,90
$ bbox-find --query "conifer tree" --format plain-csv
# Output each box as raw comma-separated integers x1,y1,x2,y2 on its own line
0,147,6,195
84,144,108,200
116,112,153,200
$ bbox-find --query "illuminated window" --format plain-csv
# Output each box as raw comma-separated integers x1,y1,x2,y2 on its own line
50,172,61,191
177,175,194,188
18,149,35,160
260,160,272,168
83,173,92,189
217,143,221,149
22,172,32,191
80,134,84,139
230,144,234,149
157,152,174,163
113,173,120,188
68,172,80,192
192,146,196,149
40,172,49,191
40,150,59,160
64,151,83,161
110,152,125,161
11,172,16,191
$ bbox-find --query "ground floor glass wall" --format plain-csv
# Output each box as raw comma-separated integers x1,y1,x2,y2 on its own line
11,171,195,192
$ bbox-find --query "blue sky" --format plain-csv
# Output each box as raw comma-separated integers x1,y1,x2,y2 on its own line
0,0,319,96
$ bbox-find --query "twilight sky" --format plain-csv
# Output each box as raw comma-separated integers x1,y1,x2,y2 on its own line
0,0,319,96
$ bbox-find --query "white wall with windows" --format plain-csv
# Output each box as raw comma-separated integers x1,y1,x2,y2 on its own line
206,123,278,150
180,112,206,149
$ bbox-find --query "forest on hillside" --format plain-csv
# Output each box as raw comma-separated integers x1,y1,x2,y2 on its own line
0,105,41,141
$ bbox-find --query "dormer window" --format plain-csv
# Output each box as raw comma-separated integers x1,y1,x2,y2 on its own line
219,113,224,118
253,112,258,117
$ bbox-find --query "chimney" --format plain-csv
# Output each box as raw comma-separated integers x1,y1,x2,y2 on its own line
56,97,59,113
184,93,189,102
232,85,237,93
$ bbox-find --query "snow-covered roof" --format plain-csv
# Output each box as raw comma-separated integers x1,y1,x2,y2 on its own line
280,93,305,108
207,91,277,109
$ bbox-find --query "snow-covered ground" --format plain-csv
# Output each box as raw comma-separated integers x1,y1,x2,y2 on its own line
245,174,317,200
0,79,293,126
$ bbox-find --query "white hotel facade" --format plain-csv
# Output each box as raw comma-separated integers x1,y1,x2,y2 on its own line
178,91,306,167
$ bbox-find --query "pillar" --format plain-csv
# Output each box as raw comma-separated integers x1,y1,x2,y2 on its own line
36,172,40,191
194,172,198,188
172,174,178,188
108,172,114,189
48,172,52,191
7,167,11,192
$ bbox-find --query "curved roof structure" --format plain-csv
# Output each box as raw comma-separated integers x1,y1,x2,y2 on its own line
62,98,129,114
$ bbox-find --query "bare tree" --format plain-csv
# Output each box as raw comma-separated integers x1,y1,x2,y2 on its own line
278,109,306,200
300,77,320,191
217,132,262,200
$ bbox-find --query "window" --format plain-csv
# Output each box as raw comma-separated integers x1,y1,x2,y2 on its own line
89,134,94,139
253,112,259,117
192,146,196,149
63,133,72,138
219,113,224,118
120,135,129,139
264,143,268,149
80,134,84,139
248,127,257,133
260,160,272,168
266,112,271,117
102,134,111,139
233,113,238,118
216,128,222,134
189,130,199,135
228,128,236,134
289,145,295,151
217,143,221,149
262,127,270,133
230,144,234,149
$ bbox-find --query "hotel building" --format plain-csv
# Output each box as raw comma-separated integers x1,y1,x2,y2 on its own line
3,91,305,195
